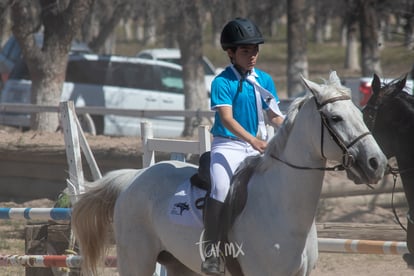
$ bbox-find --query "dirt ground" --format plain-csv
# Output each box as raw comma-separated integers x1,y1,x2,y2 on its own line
0,129,413,275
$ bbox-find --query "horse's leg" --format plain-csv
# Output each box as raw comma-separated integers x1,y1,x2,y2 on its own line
303,221,318,275
292,220,318,276
158,251,202,276
403,219,414,269
114,199,161,275
115,227,160,276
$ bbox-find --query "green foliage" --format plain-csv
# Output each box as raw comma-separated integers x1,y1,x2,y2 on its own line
54,191,71,208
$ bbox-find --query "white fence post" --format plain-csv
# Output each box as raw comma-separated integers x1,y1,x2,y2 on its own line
141,121,155,167
198,125,211,153
61,101,102,201
61,101,85,202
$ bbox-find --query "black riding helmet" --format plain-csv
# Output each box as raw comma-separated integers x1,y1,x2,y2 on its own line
220,18,264,50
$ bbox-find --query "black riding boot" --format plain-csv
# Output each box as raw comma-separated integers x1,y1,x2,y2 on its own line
201,197,225,275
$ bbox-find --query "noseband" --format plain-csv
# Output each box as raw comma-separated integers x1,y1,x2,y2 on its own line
317,96,371,169
271,95,371,171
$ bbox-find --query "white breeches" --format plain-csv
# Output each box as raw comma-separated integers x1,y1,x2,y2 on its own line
210,137,259,202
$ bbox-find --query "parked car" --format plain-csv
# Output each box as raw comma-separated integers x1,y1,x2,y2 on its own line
136,48,221,94
0,54,192,137
0,34,91,85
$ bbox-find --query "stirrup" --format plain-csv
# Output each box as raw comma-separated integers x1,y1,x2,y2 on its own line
201,255,225,275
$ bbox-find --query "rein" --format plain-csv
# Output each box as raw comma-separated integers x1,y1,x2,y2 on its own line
386,165,414,232
271,95,371,172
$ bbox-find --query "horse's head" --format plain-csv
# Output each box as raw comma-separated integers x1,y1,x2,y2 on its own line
300,71,387,184
363,74,408,157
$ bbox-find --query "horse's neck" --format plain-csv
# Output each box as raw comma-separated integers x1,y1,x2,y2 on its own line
281,101,326,170
241,160,324,242
254,109,327,228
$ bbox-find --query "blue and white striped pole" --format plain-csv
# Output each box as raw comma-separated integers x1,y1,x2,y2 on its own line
0,208,71,221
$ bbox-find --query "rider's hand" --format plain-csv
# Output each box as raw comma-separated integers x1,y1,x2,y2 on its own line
249,137,267,154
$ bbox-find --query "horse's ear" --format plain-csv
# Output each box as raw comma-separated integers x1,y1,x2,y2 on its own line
328,71,341,86
371,74,381,95
301,75,318,97
396,74,407,92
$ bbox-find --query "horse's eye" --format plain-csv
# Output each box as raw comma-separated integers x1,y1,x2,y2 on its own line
331,115,343,122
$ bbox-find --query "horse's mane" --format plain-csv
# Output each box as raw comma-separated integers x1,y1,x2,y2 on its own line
265,76,351,160
264,93,311,160
389,86,414,130
377,79,414,130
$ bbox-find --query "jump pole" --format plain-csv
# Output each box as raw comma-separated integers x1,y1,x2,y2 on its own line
318,238,409,255
0,209,410,256
0,240,408,269
0,208,71,221
0,255,116,268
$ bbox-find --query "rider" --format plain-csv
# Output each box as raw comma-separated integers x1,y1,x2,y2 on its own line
201,17,284,275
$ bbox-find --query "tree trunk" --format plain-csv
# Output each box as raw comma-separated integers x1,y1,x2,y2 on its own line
345,23,360,71
89,2,130,54
175,0,208,137
207,0,228,47
29,54,67,132
358,0,382,76
0,3,11,46
344,1,360,71
287,0,308,97
10,0,94,132
403,2,414,50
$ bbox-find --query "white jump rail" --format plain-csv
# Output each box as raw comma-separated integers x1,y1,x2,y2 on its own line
141,121,211,167
318,238,409,255
0,238,409,268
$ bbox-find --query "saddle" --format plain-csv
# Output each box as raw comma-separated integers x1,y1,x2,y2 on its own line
190,151,211,191
190,150,257,222
189,151,212,209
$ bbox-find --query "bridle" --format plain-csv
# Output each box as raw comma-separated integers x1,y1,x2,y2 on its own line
270,95,371,171
363,97,384,130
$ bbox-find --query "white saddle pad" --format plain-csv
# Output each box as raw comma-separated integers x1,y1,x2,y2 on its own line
168,179,207,228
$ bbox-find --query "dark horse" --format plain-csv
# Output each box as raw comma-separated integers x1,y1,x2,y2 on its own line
363,73,414,266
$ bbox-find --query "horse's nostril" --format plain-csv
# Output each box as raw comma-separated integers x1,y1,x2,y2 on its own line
369,158,379,170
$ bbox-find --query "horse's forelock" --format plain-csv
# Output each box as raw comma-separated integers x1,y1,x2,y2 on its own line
383,78,411,97
315,78,351,104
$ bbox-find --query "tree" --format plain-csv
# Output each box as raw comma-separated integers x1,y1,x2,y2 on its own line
358,0,382,76
287,0,309,97
84,0,134,54
344,0,361,71
0,2,11,45
401,0,414,50
176,0,209,136
10,0,94,132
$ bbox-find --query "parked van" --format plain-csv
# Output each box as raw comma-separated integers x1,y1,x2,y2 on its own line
136,48,222,94
0,54,189,137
